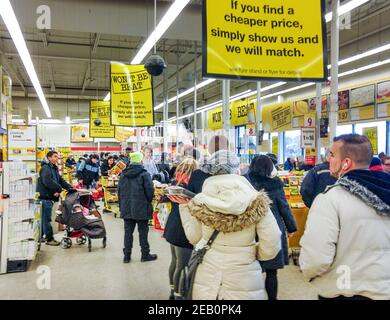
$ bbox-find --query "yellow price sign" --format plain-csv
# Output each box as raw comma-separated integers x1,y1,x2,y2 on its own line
338,109,349,123
110,63,154,127
90,101,116,138
203,0,327,81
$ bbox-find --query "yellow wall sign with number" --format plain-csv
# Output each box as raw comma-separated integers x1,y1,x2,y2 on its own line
110,63,154,127
203,0,327,81
90,101,115,138
362,127,378,155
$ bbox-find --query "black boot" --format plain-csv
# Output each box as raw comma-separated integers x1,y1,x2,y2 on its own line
123,254,131,263
141,253,158,262
169,289,175,300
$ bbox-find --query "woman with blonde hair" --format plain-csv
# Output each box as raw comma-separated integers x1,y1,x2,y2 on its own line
173,150,281,300
163,157,198,300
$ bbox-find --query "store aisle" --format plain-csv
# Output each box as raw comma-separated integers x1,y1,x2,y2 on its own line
0,212,317,300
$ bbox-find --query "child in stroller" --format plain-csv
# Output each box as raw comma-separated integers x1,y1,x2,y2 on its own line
56,189,107,252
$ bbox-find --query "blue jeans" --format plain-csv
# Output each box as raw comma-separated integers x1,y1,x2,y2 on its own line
41,200,54,241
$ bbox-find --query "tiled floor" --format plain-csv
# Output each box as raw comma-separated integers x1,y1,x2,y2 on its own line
0,211,318,300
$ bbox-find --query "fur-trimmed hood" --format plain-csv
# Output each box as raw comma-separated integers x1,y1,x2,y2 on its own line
186,174,272,233
187,191,271,233
335,169,390,216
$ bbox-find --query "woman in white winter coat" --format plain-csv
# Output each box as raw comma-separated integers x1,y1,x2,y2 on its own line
172,150,281,300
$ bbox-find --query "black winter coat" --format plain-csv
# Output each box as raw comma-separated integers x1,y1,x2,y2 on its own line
187,169,211,194
300,162,337,208
247,172,297,269
163,182,193,249
118,164,154,220
37,161,72,201
100,162,115,176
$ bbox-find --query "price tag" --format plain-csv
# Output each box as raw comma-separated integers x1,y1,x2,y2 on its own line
304,117,315,127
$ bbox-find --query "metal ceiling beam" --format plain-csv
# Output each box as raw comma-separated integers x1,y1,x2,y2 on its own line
47,61,56,92
0,48,27,96
81,64,91,93
92,33,101,53
3,52,185,69
40,32,48,48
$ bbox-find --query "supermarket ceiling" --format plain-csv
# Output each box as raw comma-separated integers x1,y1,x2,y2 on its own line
1,0,390,119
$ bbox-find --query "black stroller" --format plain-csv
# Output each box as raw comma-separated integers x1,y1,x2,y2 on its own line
56,190,107,252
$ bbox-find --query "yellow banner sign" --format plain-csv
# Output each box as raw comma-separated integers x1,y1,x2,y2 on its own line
90,101,115,138
207,98,257,130
203,0,327,81
110,63,154,127
71,124,93,143
362,127,378,155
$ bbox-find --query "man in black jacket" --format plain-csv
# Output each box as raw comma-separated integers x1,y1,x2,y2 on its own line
37,151,72,245
300,151,337,208
118,151,157,263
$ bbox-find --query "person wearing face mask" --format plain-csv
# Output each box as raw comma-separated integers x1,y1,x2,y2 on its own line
299,134,390,300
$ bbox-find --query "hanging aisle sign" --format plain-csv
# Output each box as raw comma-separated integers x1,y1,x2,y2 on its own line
90,101,116,138
202,0,327,81
301,127,316,149
7,125,37,161
110,63,154,127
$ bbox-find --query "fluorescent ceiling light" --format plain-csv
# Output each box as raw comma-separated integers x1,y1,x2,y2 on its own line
336,58,390,78
0,0,51,118
154,78,216,111
328,43,390,69
104,93,110,101
131,0,191,64
325,0,370,22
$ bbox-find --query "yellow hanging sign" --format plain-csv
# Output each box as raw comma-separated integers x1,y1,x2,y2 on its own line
110,63,154,127
203,0,327,81
262,102,293,132
90,101,116,138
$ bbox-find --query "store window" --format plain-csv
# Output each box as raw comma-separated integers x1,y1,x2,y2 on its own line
336,124,353,136
284,130,302,159
355,121,387,155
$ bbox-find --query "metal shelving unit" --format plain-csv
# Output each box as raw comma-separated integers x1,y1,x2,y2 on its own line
0,162,40,274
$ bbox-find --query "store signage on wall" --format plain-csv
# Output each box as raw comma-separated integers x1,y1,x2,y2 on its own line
377,81,390,103
246,123,256,136
71,124,93,143
319,117,328,138
301,127,316,149
304,148,316,166
89,101,116,138
271,136,278,155
202,0,327,81
351,85,375,108
110,63,154,127
7,125,37,162
362,126,378,155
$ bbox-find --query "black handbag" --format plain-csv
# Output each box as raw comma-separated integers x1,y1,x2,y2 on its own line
179,230,219,300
